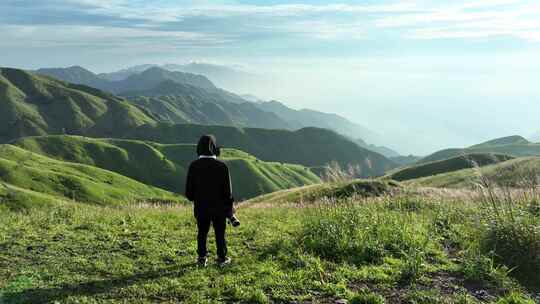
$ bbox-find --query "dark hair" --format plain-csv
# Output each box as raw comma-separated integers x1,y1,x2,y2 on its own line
197,135,220,156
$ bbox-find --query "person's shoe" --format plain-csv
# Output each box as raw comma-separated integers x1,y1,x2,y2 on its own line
217,257,231,267
197,256,208,267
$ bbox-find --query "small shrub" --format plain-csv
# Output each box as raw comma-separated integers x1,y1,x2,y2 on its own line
496,293,535,304
474,169,540,286
350,292,385,304
398,249,426,284
404,289,442,304
481,214,540,283
526,200,540,216
243,289,269,304
460,247,512,288
452,293,480,304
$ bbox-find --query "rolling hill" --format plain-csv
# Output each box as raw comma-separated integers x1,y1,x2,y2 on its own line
0,67,156,143
116,124,397,177
407,156,540,188
0,144,180,210
418,135,540,164
14,135,322,200
388,153,514,182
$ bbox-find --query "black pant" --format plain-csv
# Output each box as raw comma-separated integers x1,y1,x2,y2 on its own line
196,215,227,260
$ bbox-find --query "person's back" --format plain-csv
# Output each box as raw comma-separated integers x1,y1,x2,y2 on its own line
185,135,233,267
186,157,232,218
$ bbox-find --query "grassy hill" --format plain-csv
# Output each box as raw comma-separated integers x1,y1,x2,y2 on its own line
388,153,514,182
14,135,321,200
407,157,540,188
419,135,540,164
116,124,397,177
1,179,538,302
0,67,156,143
0,144,180,210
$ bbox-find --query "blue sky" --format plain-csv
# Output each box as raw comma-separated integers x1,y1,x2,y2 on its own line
1,0,539,154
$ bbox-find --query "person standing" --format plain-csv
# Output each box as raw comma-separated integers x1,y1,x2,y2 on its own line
185,135,234,267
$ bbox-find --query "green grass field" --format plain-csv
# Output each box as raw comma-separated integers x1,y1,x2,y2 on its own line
13,135,321,200
1,180,539,303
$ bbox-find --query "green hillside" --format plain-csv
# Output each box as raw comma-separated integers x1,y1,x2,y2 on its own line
14,135,321,200
115,124,397,177
0,144,180,210
407,157,540,188
419,135,540,164
388,153,514,182
123,82,291,130
0,67,156,143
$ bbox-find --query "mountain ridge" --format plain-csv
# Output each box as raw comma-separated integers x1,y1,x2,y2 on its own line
36,66,387,148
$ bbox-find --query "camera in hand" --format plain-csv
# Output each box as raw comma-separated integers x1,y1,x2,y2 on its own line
228,215,240,227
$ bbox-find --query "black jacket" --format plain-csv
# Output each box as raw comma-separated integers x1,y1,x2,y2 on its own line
185,135,234,218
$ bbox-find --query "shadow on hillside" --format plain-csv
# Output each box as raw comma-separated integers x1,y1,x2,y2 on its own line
2,262,195,303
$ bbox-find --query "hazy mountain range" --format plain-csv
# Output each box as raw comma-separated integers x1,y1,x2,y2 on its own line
0,67,397,177
35,65,393,155
36,66,216,94
98,63,259,94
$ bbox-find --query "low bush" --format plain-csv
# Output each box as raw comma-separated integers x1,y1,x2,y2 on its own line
350,291,385,304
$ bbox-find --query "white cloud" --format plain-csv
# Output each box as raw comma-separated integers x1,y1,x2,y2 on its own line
375,1,540,42
0,25,231,48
